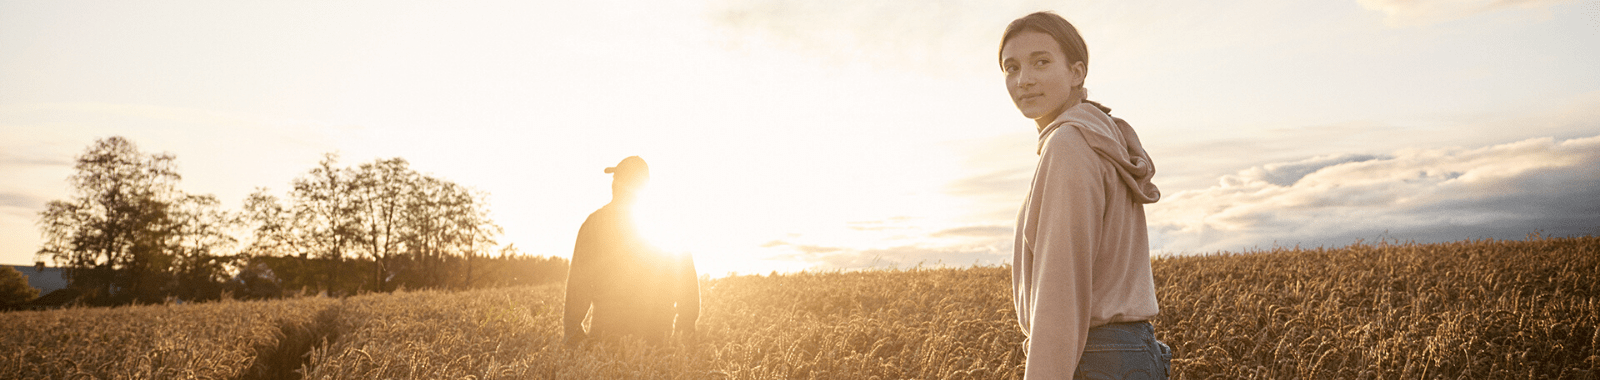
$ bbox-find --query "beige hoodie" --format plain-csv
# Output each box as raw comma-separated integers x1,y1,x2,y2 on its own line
1013,102,1161,379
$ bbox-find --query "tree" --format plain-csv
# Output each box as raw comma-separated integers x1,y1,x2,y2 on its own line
288,153,363,295
350,158,416,291
239,188,299,258
36,137,184,303
34,136,233,304
238,154,508,294
168,194,239,300
398,174,500,289
0,266,39,307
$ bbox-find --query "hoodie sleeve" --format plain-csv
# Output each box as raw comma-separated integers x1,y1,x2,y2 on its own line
564,214,600,342
1017,126,1105,379
674,253,701,337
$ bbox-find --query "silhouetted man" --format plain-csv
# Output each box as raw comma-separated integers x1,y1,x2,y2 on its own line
564,156,699,347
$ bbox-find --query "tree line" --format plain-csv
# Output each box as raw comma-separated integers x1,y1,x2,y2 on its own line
30,136,566,306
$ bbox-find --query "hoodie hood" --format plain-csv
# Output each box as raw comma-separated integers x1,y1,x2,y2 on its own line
1037,102,1161,204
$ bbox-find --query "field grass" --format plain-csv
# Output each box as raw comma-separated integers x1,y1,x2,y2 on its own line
1155,236,1597,379
1,236,1595,379
0,296,338,379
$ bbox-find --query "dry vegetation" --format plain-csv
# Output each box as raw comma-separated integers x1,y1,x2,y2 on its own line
1157,235,1597,379
0,296,338,379
2,236,1595,379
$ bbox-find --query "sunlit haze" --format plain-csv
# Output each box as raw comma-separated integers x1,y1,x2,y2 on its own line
4,0,1598,277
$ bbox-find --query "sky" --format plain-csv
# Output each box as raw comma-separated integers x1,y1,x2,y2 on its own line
3,0,1598,277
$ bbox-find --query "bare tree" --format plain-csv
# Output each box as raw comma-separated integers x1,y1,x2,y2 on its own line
168,194,238,300
401,176,499,289
289,153,362,295
243,154,506,293
239,188,299,258
351,158,416,291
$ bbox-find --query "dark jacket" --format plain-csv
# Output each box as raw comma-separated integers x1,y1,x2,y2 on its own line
563,202,699,345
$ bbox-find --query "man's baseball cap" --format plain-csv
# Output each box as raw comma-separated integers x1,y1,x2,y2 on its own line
604,156,649,178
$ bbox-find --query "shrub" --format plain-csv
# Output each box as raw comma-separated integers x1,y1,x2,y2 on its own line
0,266,39,307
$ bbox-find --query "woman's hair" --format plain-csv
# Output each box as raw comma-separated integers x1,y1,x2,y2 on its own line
1000,11,1099,110
999,11,1088,75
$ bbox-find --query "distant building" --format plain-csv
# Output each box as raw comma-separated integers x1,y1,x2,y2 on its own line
7,265,68,295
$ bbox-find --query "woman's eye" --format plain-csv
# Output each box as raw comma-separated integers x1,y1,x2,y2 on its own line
1034,59,1049,67
1004,65,1019,74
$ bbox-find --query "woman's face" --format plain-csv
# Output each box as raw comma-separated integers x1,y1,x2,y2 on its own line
1001,31,1084,124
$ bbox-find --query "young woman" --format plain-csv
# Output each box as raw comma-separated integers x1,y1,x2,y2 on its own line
1001,11,1172,379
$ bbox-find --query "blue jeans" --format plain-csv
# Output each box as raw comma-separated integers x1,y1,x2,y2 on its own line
1075,321,1171,380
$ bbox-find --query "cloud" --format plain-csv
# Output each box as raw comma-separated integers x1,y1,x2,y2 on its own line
762,221,1015,271
1241,153,1387,187
762,240,846,255
1150,134,1600,254
932,225,1012,238
1357,0,1573,26
935,93,1600,260
947,167,1031,198
1141,91,1600,193
945,167,1032,221
0,154,71,167
846,217,922,231
773,242,1010,270
0,192,48,211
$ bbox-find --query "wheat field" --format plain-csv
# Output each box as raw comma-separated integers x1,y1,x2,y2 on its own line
2,236,1595,379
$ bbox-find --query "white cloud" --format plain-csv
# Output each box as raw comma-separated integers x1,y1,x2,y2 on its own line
1239,153,1387,187
931,225,1012,238
757,217,1016,271
769,241,1011,270
1151,134,1600,254
1357,0,1572,26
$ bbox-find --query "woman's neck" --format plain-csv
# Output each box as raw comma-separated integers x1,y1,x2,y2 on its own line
1036,99,1082,131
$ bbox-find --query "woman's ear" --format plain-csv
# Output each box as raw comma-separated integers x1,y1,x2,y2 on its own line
1068,61,1087,88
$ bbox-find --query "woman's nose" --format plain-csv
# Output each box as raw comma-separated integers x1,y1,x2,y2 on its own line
1015,71,1036,88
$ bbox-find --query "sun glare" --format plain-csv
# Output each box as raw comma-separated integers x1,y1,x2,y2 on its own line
634,200,686,256
632,194,747,278
631,187,823,278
